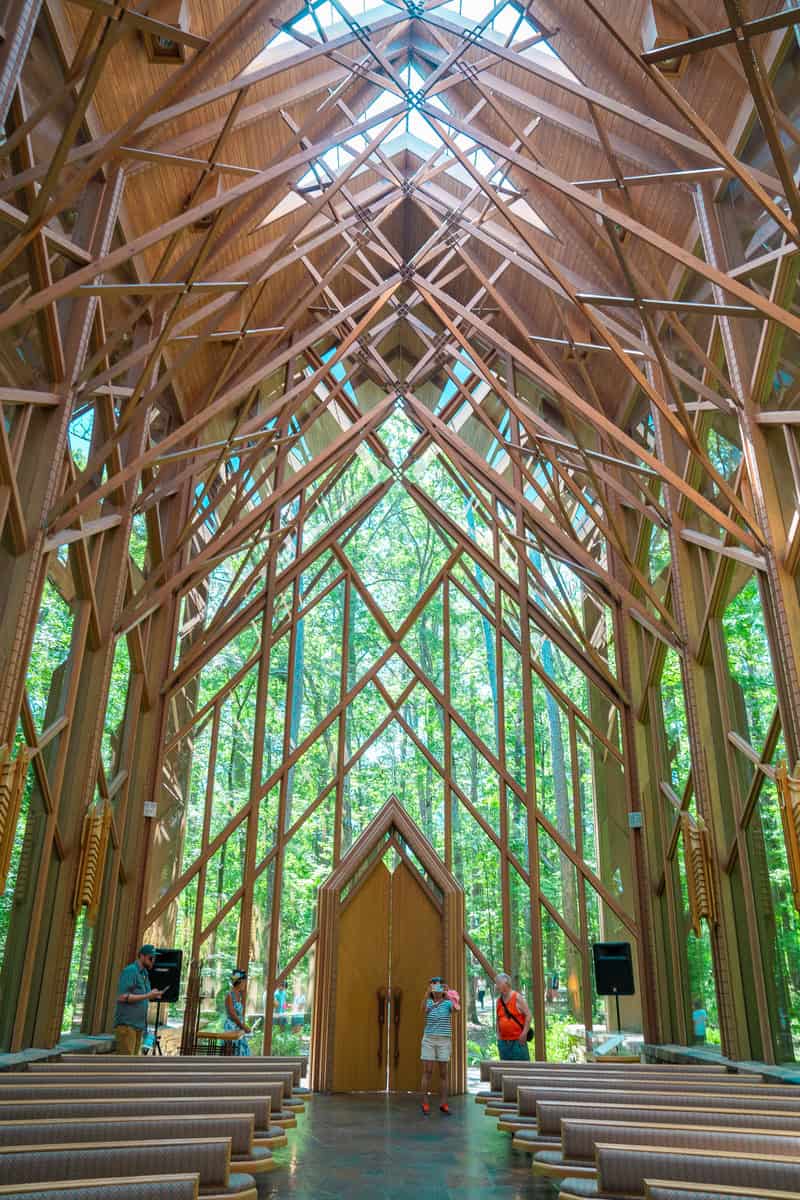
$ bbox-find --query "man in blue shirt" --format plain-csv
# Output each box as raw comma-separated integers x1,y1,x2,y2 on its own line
113,944,164,1054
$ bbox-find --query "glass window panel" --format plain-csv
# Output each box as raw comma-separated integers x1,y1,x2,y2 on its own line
452,798,502,967
61,908,93,1036
26,577,75,734
102,634,130,779
272,946,314,1066
659,648,691,794
541,907,583,1060
747,782,800,1061
722,574,778,754
279,793,335,967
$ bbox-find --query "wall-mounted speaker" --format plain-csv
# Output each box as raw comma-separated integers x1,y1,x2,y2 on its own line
592,941,635,996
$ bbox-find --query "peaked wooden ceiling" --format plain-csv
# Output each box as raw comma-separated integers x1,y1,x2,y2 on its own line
1,0,799,660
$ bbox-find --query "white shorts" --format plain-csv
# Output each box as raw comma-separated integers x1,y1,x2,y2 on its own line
421,1034,451,1062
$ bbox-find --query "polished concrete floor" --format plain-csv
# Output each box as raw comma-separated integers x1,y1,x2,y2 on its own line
259,1093,555,1199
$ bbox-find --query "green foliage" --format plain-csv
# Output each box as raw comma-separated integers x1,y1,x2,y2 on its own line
659,648,691,795
722,575,776,752
545,1016,581,1062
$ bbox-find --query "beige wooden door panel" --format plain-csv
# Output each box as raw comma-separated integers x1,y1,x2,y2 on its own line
389,859,444,1092
331,860,390,1092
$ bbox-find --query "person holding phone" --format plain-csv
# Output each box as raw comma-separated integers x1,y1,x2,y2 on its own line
223,968,252,1055
495,971,532,1061
113,944,165,1055
420,976,458,1116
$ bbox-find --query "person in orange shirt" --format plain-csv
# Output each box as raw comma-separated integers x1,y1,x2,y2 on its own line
495,972,532,1061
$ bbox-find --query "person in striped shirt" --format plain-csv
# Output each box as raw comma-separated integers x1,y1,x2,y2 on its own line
420,976,456,1115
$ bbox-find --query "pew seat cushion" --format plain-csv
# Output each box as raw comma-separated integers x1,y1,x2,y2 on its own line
212,1171,256,1190
511,1131,560,1152
253,1126,288,1147
534,1150,595,1178
559,1177,602,1199
511,1128,547,1146
232,1147,274,1174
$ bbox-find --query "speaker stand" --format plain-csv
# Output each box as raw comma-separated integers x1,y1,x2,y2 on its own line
614,991,622,1041
145,1000,165,1056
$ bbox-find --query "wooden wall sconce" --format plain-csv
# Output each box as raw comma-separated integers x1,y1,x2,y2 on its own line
73,800,112,924
680,811,717,936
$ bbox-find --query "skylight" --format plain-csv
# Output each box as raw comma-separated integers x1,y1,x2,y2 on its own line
253,3,555,237
242,1,395,71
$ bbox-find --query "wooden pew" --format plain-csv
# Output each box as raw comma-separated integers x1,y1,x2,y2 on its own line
0,1176,200,1200
484,1067,737,1113
0,1082,297,1129
645,1183,800,1200
0,1095,286,1148
486,1071,791,1122
65,1054,307,1080
477,1059,728,1082
2,1071,303,1113
0,1115,274,1175
1,1075,299,1108
0,1137,256,1200
511,1099,800,1154
559,1145,800,1200
478,1064,733,1106
502,1086,800,1137
535,1120,800,1179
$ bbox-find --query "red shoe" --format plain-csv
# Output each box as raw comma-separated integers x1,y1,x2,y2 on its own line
421,1101,430,1115
439,1104,451,1115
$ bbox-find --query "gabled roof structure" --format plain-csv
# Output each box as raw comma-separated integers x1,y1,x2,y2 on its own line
1,1,800,1067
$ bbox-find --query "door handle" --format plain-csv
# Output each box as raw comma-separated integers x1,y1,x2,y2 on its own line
377,988,387,1067
392,989,402,1067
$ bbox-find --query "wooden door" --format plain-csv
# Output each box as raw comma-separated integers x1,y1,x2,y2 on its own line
388,859,444,1092
331,860,390,1091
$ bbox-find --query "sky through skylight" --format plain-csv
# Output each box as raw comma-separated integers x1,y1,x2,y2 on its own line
254,2,561,237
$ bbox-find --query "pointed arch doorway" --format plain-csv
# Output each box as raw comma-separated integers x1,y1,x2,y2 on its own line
310,797,466,1094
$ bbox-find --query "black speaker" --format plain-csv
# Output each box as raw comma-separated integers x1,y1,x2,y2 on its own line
150,948,182,1003
592,941,634,996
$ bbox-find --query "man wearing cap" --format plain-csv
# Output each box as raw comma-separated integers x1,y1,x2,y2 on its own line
113,944,164,1054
